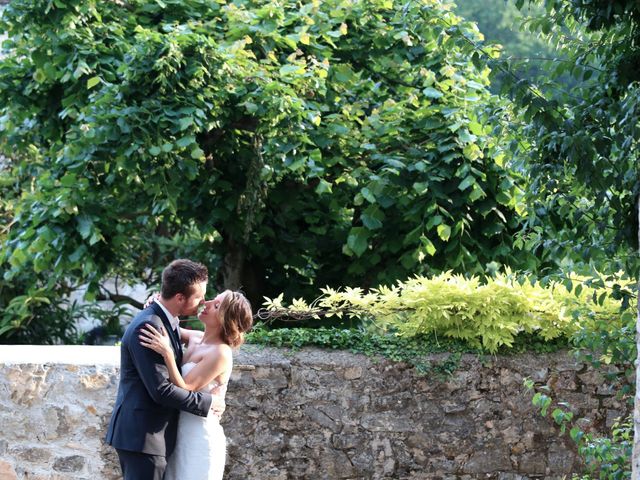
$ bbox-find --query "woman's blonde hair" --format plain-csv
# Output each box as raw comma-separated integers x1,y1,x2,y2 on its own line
218,290,253,348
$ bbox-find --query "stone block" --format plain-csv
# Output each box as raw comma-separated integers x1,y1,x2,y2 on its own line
361,412,415,432
334,393,369,413
9,446,52,464
228,369,255,387
0,461,17,480
402,468,437,479
320,449,355,478
606,409,625,428
252,367,290,390
577,369,604,387
304,405,341,433
0,412,40,441
80,372,110,390
440,413,475,436
19,476,72,480
500,426,521,445
553,357,582,372
553,371,578,391
498,474,528,480
525,366,548,383
405,432,438,453
544,392,595,415
286,434,307,450
596,383,616,395
253,425,285,455
442,401,467,414
304,433,329,449
331,433,364,450
426,455,462,473
509,442,525,455
517,452,546,474
349,449,374,474
343,366,362,380
281,456,312,478
375,393,417,412
6,365,49,406
547,442,576,473
463,444,512,474
53,455,85,472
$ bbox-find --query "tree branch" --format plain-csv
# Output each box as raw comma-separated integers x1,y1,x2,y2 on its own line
96,290,144,310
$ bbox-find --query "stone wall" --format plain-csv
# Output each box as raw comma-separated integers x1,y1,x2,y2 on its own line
0,345,628,479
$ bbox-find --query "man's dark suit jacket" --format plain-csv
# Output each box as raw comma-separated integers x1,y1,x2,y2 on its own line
105,302,212,456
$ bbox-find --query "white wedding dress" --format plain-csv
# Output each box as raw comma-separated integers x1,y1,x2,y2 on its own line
165,362,227,480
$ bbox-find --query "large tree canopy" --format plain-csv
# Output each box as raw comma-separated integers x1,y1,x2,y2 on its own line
0,0,533,340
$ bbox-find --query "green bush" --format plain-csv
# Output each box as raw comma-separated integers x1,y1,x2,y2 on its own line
0,275,82,344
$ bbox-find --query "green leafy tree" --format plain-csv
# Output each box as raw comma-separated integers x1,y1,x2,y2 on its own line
490,1,639,274
0,0,532,341
481,0,639,473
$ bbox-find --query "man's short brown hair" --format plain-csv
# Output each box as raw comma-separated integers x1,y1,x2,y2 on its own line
160,259,208,299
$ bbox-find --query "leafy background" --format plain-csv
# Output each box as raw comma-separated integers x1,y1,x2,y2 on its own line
0,0,638,475
1,0,540,342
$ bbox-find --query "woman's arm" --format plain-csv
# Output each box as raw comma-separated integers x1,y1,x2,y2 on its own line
179,327,204,346
139,324,189,389
139,324,231,392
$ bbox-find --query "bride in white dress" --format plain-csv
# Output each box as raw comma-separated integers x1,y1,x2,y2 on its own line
139,290,253,480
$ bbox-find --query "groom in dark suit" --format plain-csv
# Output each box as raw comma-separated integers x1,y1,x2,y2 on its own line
106,259,217,480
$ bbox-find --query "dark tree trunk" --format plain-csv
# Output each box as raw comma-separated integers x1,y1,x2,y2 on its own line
220,234,245,291
218,234,265,311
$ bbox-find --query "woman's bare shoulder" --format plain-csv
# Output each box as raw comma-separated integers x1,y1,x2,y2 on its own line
206,343,232,362
217,343,232,356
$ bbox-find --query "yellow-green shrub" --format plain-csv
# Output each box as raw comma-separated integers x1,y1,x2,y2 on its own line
263,271,629,353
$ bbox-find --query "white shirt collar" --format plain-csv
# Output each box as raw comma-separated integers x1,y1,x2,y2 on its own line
155,299,179,331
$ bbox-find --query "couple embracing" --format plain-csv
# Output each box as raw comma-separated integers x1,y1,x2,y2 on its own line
105,259,253,480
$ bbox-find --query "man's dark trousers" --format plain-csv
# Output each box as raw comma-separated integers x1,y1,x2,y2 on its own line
115,448,167,480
